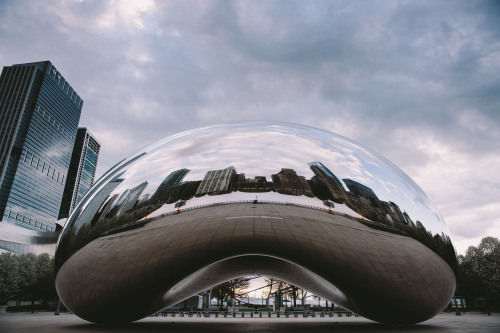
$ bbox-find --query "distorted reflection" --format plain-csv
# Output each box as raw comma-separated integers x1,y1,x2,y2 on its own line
56,122,456,271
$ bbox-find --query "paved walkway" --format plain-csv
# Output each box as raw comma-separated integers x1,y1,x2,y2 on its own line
0,312,499,333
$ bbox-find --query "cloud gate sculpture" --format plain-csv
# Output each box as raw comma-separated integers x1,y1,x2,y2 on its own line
55,121,456,325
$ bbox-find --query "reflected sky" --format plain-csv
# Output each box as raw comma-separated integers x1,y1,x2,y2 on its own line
146,192,363,220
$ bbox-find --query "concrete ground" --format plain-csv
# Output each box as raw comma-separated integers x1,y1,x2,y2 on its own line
0,312,499,333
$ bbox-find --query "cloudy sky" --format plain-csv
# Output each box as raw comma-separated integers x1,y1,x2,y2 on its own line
1,0,499,255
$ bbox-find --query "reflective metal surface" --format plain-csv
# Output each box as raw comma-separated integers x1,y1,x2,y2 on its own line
55,121,457,324
0,222,58,254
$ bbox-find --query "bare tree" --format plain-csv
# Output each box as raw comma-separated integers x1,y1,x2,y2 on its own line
212,277,251,307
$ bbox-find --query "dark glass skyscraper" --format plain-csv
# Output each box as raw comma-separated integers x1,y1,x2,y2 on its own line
58,128,100,219
342,178,379,201
0,61,82,231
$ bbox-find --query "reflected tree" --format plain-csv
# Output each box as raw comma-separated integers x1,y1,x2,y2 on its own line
262,277,308,307
212,278,251,307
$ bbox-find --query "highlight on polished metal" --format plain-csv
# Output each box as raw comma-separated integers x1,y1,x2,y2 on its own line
55,121,457,325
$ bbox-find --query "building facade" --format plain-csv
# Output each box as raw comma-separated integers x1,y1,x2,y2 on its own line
271,168,313,196
342,178,379,201
0,61,82,232
308,161,348,203
196,166,236,196
58,128,100,219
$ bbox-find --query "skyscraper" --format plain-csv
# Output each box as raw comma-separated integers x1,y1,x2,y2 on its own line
58,128,100,219
308,161,348,203
271,168,313,196
196,166,236,196
0,61,82,232
342,178,379,201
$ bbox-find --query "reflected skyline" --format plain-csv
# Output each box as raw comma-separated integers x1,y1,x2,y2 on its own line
98,122,447,235
59,155,456,271
125,162,455,270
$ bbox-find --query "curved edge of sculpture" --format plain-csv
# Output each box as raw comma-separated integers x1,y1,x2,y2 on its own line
54,121,457,325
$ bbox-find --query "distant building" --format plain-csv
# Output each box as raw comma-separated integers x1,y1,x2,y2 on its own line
230,175,275,192
196,166,236,196
402,211,416,228
150,168,190,203
383,201,406,224
116,181,148,216
308,162,348,203
271,168,313,197
58,128,100,219
137,193,150,206
342,179,378,201
69,172,126,228
0,61,82,232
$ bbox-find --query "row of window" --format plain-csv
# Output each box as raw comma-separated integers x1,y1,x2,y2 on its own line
6,210,56,232
21,148,65,185
47,64,83,108
35,104,75,142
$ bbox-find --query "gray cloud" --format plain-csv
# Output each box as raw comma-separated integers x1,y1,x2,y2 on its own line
0,0,499,254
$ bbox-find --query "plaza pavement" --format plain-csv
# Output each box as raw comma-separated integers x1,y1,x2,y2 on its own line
0,312,499,333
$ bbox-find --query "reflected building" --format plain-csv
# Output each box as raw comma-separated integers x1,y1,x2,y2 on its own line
402,211,416,228
271,168,313,197
59,128,100,219
116,181,148,216
308,162,348,203
75,174,124,227
196,166,236,196
381,201,406,225
156,169,190,191
231,175,275,192
99,193,120,219
137,194,150,206
150,168,190,204
343,179,378,201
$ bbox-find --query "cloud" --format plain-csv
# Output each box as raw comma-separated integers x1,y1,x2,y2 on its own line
0,0,499,254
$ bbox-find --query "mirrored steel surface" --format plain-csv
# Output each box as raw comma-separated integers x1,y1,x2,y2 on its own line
55,121,457,324
0,222,58,254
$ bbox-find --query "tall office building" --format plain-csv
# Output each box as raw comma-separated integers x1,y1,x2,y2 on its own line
196,166,236,196
308,161,348,203
342,178,379,201
0,61,82,232
58,128,100,219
